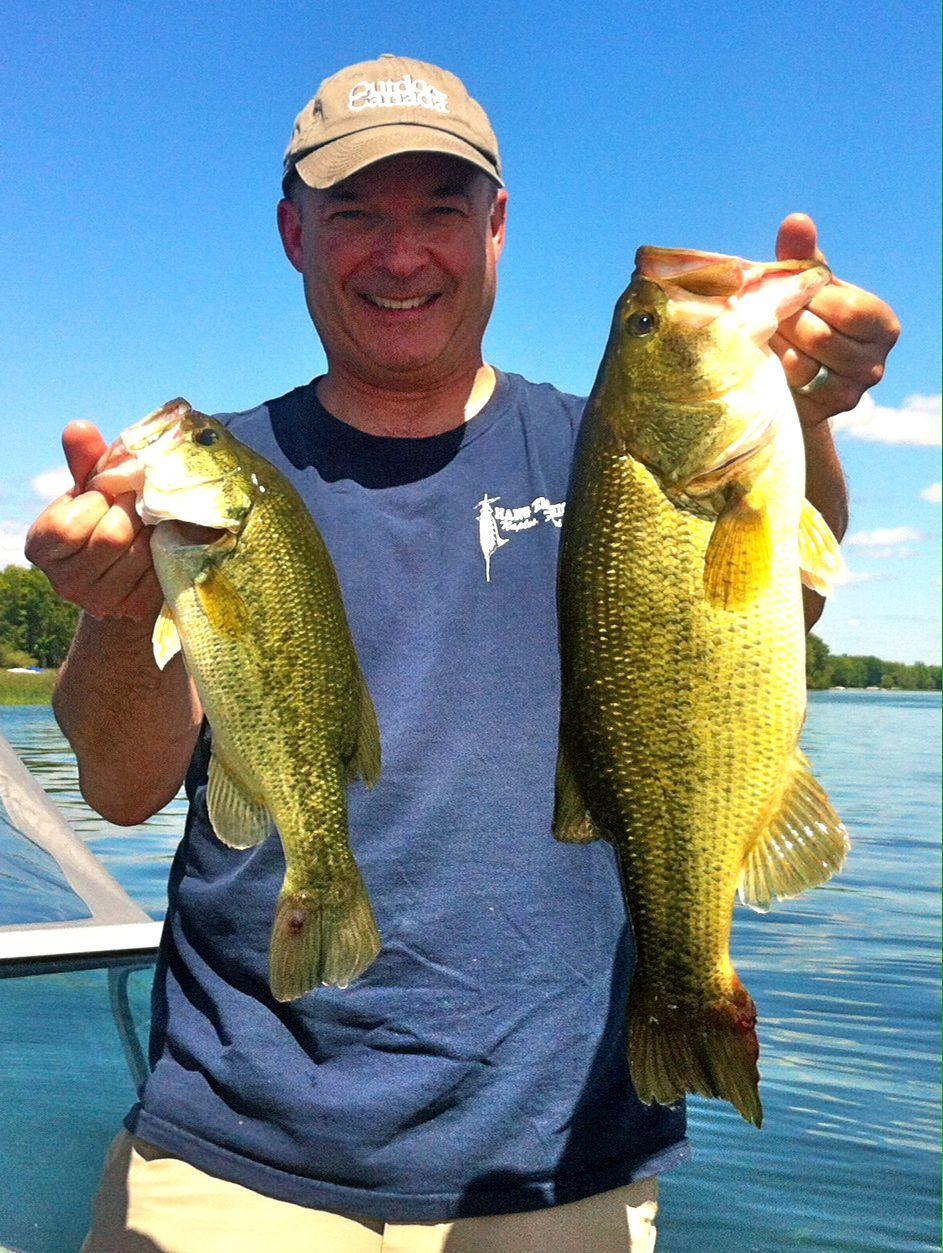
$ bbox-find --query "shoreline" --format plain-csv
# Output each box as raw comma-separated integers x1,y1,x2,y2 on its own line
2,676,940,707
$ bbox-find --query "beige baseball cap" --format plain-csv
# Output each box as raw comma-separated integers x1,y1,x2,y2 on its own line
283,54,503,194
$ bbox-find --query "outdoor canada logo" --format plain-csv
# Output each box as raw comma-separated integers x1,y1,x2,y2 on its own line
348,75,449,114
475,493,565,582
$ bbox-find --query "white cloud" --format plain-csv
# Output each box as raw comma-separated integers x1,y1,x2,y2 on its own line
844,527,923,562
31,467,72,502
0,522,29,569
920,482,942,504
831,393,941,446
846,526,924,548
842,569,880,585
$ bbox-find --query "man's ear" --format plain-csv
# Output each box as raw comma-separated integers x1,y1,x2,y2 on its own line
277,198,305,272
491,189,509,259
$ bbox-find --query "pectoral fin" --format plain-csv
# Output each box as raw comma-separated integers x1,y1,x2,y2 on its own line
553,738,606,843
207,753,272,848
194,563,249,636
703,493,773,610
738,748,850,912
798,499,845,595
151,603,182,670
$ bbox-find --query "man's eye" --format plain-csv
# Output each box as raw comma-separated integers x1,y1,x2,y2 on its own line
330,209,366,222
429,206,463,217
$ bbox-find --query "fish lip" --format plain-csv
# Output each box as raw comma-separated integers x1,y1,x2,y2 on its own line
120,399,192,453
632,248,831,328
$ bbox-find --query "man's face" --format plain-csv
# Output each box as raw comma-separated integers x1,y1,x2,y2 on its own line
277,153,508,390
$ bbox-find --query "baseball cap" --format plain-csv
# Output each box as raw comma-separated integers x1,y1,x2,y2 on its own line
282,54,503,194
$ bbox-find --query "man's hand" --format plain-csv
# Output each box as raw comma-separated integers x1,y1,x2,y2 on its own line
24,422,162,624
771,213,900,427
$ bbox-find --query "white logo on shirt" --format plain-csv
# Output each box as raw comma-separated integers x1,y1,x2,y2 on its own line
475,493,565,583
348,75,450,114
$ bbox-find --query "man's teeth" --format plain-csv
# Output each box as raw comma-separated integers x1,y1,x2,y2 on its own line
368,295,433,310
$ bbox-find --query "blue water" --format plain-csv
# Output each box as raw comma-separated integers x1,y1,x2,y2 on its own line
0,694,939,1251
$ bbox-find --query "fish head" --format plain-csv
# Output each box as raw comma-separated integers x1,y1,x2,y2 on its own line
88,400,257,532
597,247,830,487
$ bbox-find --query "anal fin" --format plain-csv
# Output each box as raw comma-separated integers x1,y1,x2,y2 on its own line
207,752,272,848
553,737,606,843
738,748,850,912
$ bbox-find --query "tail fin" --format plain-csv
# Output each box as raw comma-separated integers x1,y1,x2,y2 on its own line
268,871,381,1002
628,978,763,1127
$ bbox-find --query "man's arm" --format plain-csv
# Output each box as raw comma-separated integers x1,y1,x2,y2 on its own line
25,421,202,824
771,214,901,629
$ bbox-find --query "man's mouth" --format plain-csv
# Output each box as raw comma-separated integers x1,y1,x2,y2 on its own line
361,293,440,311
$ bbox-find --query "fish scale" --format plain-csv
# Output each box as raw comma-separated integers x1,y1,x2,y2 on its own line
555,248,849,1127
91,401,382,1002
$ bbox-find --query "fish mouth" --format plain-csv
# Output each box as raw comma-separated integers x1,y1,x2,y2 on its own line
634,246,831,342
119,398,192,453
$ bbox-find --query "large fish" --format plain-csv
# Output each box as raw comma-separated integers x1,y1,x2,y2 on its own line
554,247,849,1127
89,400,381,1002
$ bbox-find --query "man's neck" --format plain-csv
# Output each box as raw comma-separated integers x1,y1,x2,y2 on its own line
315,364,497,438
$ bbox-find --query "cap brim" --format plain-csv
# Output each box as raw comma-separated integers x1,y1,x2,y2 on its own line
289,123,503,192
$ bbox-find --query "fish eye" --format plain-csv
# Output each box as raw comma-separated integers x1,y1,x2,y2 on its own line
626,310,657,337
193,428,219,446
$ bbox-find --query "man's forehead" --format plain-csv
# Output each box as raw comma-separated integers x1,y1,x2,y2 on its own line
323,153,486,200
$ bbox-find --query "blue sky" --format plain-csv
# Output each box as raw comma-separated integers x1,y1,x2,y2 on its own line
4,0,940,663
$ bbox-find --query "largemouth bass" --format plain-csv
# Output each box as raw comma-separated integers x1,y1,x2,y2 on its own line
89,400,381,1002
554,247,849,1127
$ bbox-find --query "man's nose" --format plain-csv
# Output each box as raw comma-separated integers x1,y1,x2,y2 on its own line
372,220,428,275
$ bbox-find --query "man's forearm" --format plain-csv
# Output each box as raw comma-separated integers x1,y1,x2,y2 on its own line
54,613,202,825
800,415,848,630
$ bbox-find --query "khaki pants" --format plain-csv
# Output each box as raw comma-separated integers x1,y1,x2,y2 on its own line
82,1131,658,1252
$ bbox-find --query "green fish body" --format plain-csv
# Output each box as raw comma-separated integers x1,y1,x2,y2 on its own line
555,249,849,1126
100,400,381,1001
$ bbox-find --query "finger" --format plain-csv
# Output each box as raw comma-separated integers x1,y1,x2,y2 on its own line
113,568,165,624
78,530,156,618
769,332,869,417
51,498,146,601
774,308,885,379
769,331,819,388
25,490,112,566
775,213,828,265
62,421,108,494
802,283,900,347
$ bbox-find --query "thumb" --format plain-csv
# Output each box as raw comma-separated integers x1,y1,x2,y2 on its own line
62,420,108,494
775,213,828,265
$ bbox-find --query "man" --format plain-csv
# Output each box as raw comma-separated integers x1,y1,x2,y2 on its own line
26,56,898,1252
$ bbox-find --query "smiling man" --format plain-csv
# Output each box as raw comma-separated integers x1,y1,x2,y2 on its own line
26,55,899,1252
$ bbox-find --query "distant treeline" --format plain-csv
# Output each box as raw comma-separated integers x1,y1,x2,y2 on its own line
0,565,939,691
0,565,79,668
806,632,941,691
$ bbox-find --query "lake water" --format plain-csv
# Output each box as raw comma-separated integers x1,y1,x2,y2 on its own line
0,692,939,1252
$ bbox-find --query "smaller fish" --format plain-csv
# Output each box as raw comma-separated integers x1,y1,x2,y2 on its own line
89,400,382,1001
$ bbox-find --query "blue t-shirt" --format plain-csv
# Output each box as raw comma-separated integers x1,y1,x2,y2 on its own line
126,371,688,1220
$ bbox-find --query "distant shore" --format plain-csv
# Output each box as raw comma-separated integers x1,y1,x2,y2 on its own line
1,669,940,707
0,670,57,705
